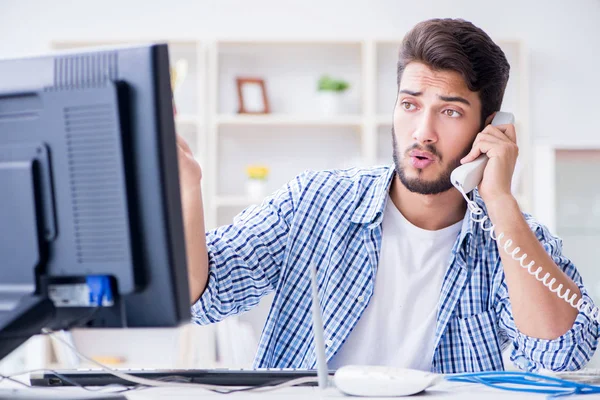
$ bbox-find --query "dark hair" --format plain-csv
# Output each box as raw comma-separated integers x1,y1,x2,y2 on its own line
397,18,510,126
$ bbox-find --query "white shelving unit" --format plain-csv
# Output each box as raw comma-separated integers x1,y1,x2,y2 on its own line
207,40,364,229
202,39,530,229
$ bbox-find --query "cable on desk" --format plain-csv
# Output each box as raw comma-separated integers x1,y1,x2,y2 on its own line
0,368,136,397
446,371,600,398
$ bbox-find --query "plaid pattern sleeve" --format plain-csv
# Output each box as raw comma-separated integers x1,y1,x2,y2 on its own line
496,217,599,372
190,172,305,325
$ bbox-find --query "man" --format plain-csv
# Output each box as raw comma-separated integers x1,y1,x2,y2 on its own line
177,18,598,373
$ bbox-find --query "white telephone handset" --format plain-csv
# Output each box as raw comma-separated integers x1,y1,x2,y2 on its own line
450,111,599,326
450,111,515,194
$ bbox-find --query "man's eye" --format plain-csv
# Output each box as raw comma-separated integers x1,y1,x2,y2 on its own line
402,102,416,111
444,109,462,118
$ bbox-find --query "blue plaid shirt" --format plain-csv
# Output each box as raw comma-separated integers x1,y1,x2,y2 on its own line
192,165,598,372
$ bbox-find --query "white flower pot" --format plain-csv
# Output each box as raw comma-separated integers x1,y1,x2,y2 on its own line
317,91,346,115
246,180,267,201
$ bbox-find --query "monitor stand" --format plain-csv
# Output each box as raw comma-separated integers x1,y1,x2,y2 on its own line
0,297,127,400
0,294,55,362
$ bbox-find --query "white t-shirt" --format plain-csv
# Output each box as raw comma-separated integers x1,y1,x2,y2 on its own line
329,196,462,371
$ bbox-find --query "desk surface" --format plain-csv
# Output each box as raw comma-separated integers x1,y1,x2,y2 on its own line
123,383,596,399
2,380,593,399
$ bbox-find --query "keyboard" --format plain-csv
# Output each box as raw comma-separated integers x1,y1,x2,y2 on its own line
29,368,335,387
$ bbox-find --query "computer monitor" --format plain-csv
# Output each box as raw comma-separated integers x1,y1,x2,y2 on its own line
0,43,190,361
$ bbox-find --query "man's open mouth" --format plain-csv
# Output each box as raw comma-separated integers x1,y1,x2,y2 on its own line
409,150,435,161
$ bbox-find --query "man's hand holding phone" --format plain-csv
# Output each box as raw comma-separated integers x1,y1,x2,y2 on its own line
460,114,519,207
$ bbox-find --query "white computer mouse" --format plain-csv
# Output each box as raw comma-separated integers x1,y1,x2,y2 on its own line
334,365,443,397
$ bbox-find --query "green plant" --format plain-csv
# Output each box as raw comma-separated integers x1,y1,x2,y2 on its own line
317,75,349,92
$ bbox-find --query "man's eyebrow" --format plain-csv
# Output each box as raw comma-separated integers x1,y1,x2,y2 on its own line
399,89,422,96
399,89,471,107
439,95,471,107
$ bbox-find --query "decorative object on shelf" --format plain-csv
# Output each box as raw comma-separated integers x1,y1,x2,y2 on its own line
245,165,269,201
317,75,350,115
236,77,270,114
170,59,189,93
170,59,188,114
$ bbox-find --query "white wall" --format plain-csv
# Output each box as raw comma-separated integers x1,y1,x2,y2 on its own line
1,0,599,143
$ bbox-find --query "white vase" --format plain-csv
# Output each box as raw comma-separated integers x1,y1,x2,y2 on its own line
246,180,267,201
317,91,345,115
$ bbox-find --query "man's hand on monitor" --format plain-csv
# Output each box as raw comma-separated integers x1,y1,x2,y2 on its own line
176,134,202,193
176,134,209,304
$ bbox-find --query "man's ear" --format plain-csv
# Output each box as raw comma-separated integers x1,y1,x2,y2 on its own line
484,112,496,126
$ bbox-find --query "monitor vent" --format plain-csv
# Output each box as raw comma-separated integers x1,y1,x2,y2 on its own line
54,52,118,88
64,104,128,264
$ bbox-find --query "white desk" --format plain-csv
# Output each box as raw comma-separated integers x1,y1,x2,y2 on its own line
123,383,598,399
2,379,590,399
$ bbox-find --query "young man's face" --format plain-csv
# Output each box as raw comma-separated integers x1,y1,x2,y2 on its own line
392,62,483,195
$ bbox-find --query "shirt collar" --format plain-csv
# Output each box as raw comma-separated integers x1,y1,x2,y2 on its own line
350,164,483,254
350,165,395,226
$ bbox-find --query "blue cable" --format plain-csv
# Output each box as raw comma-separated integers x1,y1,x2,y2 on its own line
445,371,600,398
449,372,600,397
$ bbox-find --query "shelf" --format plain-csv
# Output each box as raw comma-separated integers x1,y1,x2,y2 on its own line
214,196,257,208
215,114,363,127
376,115,393,126
175,114,201,124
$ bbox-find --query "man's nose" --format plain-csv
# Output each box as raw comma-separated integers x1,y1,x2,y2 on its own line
412,112,438,144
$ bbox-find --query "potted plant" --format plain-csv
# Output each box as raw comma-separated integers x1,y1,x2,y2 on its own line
245,165,269,201
317,75,350,115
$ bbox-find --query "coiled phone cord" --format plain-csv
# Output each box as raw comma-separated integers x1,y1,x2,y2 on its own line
457,187,600,324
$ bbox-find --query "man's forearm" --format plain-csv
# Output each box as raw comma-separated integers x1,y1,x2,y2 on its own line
486,195,580,340
182,185,210,304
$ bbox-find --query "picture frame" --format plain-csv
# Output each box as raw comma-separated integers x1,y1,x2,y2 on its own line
236,77,270,114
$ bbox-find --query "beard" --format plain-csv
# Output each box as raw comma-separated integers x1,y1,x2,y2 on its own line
392,126,471,195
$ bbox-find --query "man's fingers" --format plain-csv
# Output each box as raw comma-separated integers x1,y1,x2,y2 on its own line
176,134,193,155
461,146,482,164
478,132,504,145
177,143,185,157
486,123,517,143
485,128,510,143
461,138,497,164
462,133,501,164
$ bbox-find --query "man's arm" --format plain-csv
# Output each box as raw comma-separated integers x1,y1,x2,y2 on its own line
491,212,598,372
177,133,304,324
461,119,598,371
182,185,209,304
176,134,209,304
461,118,579,339
486,195,579,339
